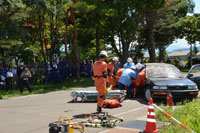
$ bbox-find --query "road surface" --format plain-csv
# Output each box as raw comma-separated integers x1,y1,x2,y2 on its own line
0,87,149,133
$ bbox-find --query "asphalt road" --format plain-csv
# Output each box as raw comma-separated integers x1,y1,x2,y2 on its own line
0,87,149,133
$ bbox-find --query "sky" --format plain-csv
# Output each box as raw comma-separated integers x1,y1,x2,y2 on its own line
166,0,200,52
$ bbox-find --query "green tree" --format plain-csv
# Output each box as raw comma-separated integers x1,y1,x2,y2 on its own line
154,0,192,62
179,14,200,66
0,0,27,65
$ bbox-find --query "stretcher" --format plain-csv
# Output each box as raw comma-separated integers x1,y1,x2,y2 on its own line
71,90,125,102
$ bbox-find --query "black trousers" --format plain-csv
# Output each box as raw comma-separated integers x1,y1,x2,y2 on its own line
20,80,32,93
6,77,13,90
17,77,21,90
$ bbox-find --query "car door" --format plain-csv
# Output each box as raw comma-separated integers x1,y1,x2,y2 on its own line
187,64,200,89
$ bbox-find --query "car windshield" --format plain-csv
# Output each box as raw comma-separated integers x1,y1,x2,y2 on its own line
147,65,184,78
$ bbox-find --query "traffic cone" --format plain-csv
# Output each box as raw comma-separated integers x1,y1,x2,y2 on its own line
144,98,159,133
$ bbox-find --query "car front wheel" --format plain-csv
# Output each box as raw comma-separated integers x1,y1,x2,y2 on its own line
145,89,152,102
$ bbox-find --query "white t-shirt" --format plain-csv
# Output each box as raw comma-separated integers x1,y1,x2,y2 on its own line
6,72,13,78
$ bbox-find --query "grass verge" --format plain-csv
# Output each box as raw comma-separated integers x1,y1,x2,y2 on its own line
0,77,94,99
156,98,200,132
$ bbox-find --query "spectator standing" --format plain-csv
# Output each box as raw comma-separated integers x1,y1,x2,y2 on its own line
17,63,25,90
45,62,52,83
80,60,87,77
58,59,65,80
179,59,184,70
0,65,6,89
6,68,14,90
63,60,69,78
20,68,32,93
80,61,84,77
12,65,17,88
52,61,61,83
2,66,8,76
123,57,135,69
86,60,92,77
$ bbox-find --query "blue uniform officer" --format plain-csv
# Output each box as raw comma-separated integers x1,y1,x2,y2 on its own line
118,66,137,96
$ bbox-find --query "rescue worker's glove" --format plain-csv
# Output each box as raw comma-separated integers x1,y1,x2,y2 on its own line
104,85,112,94
103,72,107,78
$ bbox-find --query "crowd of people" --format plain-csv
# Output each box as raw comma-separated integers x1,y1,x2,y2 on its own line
0,59,93,92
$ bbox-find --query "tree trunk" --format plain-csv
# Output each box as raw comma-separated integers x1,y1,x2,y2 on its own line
190,44,192,67
146,11,156,63
120,29,129,64
64,9,71,60
158,46,165,62
70,7,80,78
50,15,55,63
64,9,73,72
38,14,46,64
96,26,100,59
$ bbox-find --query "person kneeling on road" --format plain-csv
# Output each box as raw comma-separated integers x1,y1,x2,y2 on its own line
134,67,146,97
118,66,137,98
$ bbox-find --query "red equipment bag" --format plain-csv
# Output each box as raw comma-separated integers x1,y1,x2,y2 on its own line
103,99,122,108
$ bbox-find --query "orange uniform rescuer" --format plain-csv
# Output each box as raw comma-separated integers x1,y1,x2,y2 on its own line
92,50,108,112
107,57,118,90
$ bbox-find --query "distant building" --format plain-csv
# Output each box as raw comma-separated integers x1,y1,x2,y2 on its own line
168,50,190,61
143,50,190,61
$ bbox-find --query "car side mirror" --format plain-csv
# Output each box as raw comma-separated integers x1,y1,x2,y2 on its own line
187,73,193,78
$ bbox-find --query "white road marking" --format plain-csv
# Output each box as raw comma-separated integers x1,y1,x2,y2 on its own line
113,106,147,117
99,126,141,133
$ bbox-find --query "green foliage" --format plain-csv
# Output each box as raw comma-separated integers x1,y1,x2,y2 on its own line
0,0,198,66
179,14,200,44
156,98,200,132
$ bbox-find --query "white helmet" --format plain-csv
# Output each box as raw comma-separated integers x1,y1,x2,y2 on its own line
99,50,108,57
112,57,118,62
127,57,132,63
131,65,136,70
136,63,143,70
